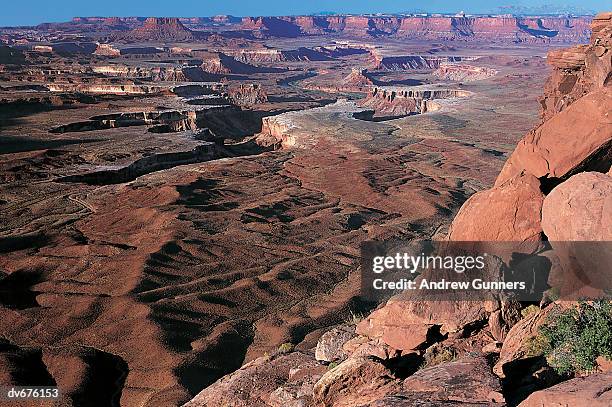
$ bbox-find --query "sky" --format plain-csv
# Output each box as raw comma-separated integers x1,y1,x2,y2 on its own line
1,0,608,26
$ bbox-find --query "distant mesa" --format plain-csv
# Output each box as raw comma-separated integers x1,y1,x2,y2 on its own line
93,43,121,56
373,55,479,70
433,63,498,81
71,16,132,30
236,15,592,42
114,17,203,42
200,52,285,75
35,14,593,43
230,47,334,64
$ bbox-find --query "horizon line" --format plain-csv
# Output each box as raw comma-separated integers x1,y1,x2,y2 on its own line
5,12,598,28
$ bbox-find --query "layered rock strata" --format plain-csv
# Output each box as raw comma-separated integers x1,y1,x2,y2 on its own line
239,15,592,42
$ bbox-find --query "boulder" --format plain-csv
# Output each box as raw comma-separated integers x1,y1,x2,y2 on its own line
380,324,433,352
517,372,612,407
269,362,327,407
482,342,502,354
401,356,505,404
542,172,612,241
312,356,398,407
184,352,317,407
315,325,356,363
447,172,544,252
342,336,400,360
541,172,612,295
356,297,491,351
268,387,309,407
493,305,556,378
496,88,612,186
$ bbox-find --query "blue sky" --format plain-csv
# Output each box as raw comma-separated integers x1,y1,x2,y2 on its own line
2,1,608,26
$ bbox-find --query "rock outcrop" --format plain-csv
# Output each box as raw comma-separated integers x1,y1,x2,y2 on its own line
373,55,477,70
518,372,612,407
433,63,497,81
448,11,611,250
315,325,356,363
540,12,611,121
227,84,268,106
447,172,544,245
450,9,612,389
399,356,505,404
122,17,200,42
201,52,282,75
342,68,375,90
493,305,556,378
358,86,469,116
184,352,323,407
542,172,612,241
93,43,121,56
92,64,190,81
232,47,334,63
312,356,397,407
495,88,612,186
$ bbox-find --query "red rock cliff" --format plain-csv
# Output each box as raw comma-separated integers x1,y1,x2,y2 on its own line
239,15,592,42
125,17,199,41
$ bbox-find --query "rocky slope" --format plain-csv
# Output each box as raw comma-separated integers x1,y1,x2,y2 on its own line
184,12,612,407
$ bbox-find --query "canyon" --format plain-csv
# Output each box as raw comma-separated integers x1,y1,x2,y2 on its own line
0,8,610,407
188,12,612,406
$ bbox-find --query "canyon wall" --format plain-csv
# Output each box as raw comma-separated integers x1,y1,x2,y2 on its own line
57,14,593,43
433,64,498,81
372,55,478,70
238,15,592,42
358,86,469,115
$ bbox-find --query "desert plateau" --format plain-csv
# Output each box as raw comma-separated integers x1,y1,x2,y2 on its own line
0,4,611,407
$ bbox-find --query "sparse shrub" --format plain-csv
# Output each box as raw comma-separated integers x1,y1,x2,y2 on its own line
328,362,339,370
536,300,612,375
523,332,548,358
345,310,366,325
278,342,295,354
521,304,540,319
421,345,456,368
